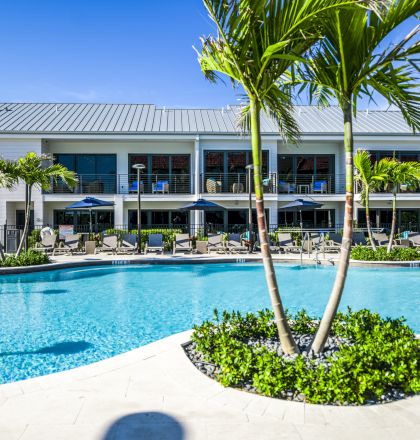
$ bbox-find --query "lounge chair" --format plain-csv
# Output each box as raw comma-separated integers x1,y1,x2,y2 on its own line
319,233,341,256
53,234,82,256
145,234,164,254
95,234,118,255
207,233,226,253
372,232,389,247
117,234,137,254
226,233,247,253
408,232,420,247
35,234,57,254
253,236,278,253
277,233,301,254
352,232,367,246
173,234,193,254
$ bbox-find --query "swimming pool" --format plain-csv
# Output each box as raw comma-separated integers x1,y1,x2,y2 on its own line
0,263,418,384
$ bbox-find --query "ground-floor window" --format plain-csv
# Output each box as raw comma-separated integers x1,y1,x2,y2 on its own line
205,209,270,232
16,210,34,229
277,209,335,228
53,210,114,232
357,209,419,231
128,210,189,229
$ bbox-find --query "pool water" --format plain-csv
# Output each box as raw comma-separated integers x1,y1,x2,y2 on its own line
0,264,419,384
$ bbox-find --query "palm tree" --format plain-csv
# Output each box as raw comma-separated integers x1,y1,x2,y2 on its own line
15,152,78,256
196,0,363,354
0,158,19,260
354,150,387,250
296,1,420,353
380,158,420,252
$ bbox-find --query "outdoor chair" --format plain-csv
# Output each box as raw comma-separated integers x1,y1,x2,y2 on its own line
152,180,169,194
145,234,164,254
117,234,137,254
128,181,144,193
226,233,247,253
253,235,278,253
53,234,82,256
372,232,389,247
173,234,193,254
312,180,328,194
408,232,420,247
206,178,222,193
95,234,118,255
318,233,341,257
207,233,226,253
352,232,367,246
277,233,301,254
35,234,57,254
278,180,296,194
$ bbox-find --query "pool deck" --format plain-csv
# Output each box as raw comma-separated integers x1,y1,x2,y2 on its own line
0,331,419,440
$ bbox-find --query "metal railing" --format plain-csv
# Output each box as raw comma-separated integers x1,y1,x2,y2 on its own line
200,173,277,194
119,173,192,194
278,173,345,194
46,174,117,194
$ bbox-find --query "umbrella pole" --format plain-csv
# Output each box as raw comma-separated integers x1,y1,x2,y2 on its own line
89,209,92,235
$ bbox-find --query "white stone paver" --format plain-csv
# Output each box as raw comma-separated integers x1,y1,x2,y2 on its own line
0,331,418,440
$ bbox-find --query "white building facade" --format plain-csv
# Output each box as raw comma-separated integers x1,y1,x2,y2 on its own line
0,103,418,236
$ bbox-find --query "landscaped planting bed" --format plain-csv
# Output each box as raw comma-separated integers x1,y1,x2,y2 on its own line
185,309,420,405
351,245,420,261
0,250,50,267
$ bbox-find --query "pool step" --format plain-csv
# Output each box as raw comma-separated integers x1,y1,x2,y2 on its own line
112,260,130,265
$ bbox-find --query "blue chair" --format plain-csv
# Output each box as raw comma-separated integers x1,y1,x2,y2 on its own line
129,180,144,193
313,180,328,193
152,180,169,194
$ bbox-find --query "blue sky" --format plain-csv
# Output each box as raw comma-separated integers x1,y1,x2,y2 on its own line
0,0,416,109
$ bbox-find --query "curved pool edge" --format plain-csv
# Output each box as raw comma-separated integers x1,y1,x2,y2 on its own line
1,255,419,275
0,328,419,440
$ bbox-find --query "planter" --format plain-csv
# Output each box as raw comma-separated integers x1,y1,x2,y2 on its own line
195,240,208,254
85,240,96,255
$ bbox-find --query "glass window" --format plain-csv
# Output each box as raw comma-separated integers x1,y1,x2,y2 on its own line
150,211,169,225
316,156,332,175
278,155,293,176
171,211,189,225
205,152,224,174
296,156,314,175
205,211,224,226
171,155,190,174
228,210,247,225
152,156,169,176
228,152,247,174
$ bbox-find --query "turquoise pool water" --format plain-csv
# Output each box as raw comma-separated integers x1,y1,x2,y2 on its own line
0,264,419,384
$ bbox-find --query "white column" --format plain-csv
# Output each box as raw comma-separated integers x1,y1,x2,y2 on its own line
267,201,278,231
33,198,44,227
114,195,124,228
194,136,201,228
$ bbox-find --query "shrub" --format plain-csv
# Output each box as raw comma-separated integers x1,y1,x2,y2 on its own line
351,245,420,261
191,309,420,405
28,229,41,248
1,250,50,267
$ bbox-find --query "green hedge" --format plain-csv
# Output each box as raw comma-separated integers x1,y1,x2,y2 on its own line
1,250,50,267
351,245,420,261
191,309,420,405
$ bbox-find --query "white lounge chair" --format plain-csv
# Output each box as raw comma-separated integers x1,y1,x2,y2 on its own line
277,233,301,254
53,234,82,256
208,234,225,253
173,234,193,254
95,234,118,255
35,234,57,254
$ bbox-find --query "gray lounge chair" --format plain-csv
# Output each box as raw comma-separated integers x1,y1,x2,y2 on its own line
226,233,247,253
53,234,82,255
408,232,420,247
352,232,367,246
372,232,389,247
117,234,137,254
208,233,225,253
277,233,301,254
95,234,118,255
173,234,193,254
35,234,57,254
145,234,164,254
254,235,278,253
318,233,341,257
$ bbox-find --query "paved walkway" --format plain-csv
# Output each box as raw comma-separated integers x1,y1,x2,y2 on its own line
0,331,419,440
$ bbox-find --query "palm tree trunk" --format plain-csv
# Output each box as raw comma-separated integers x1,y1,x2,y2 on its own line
250,98,299,355
365,196,376,251
311,101,354,354
387,192,397,253
0,241,5,261
16,184,32,256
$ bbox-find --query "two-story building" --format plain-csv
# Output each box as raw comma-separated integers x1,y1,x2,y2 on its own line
0,103,418,235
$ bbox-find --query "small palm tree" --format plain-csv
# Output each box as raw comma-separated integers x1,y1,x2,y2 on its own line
15,152,78,256
380,158,420,252
295,0,419,353
196,0,361,355
0,158,19,260
354,150,387,250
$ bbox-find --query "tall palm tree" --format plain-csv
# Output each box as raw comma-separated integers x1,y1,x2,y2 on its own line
354,150,387,250
15,152,78,256
197,0,363,354
380,158,420,252
0,158,19,260
296,0,419,353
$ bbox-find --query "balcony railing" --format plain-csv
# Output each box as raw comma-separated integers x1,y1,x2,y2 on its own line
201,173,277,194
46,173,193,195
278,174,345,194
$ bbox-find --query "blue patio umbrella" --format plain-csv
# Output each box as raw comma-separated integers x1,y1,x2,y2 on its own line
278,199,323,231
65,197,114,233
181,198,226,211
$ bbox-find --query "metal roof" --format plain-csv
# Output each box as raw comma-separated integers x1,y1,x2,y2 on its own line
0,103,415,135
